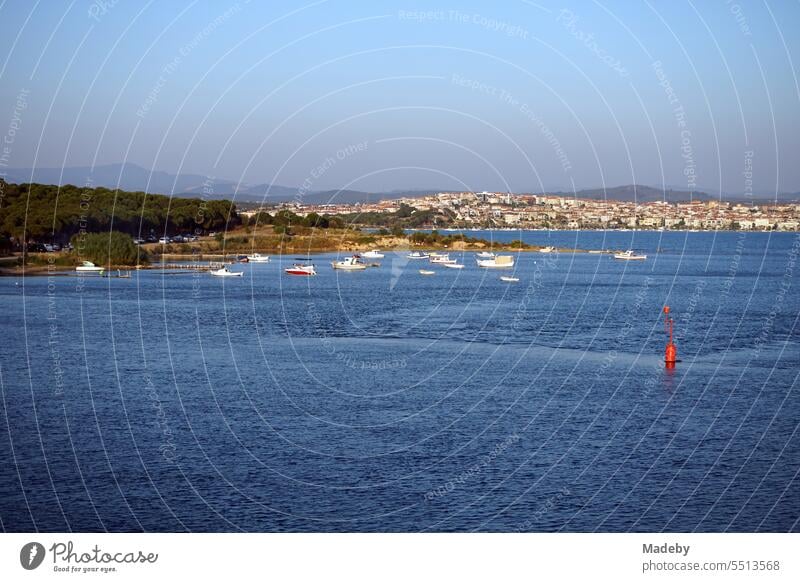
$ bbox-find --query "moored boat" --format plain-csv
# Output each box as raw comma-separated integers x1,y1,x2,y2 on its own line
500,276,520,282
284,264,316,276
210,266,244,277
75,261,104,273
246,253,270,263
613,250,647,261
477,255,515,268
443,263,464,269
332,256,367,270
539,246,556,253
407,252,429,260
430,253,456,264
419,269,435,275
476,251,495,259
361,250,384,259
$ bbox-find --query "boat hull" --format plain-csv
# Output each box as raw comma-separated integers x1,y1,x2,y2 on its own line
614,253,647,260
285,268,316,276
477,260,514,268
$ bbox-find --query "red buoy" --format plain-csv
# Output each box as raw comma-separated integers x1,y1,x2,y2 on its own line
663,306,677,367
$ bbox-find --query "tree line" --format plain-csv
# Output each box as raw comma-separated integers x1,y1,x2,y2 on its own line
0,180,240,243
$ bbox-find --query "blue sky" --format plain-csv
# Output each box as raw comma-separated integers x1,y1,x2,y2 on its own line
1,0,798,194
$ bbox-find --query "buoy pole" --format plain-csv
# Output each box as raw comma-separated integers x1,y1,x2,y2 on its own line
663,306,677,367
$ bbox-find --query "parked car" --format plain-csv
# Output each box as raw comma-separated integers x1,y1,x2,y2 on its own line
158,237,170,244
133,238,145,245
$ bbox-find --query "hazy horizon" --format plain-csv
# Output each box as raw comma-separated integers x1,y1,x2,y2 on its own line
1,1,799,195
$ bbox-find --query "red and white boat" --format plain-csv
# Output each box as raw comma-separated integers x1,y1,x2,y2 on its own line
284,263,316,276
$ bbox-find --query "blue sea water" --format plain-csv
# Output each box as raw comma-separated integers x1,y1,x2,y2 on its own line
0,230,798,532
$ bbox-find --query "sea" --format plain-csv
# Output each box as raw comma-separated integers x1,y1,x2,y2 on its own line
1,230,798,532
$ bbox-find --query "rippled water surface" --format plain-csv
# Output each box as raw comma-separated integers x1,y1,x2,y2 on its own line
1,231,798,531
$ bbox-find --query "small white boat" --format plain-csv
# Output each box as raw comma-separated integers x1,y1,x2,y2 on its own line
430,253,455,264
419,269,435,275
500,276,520,282
210,266,243,277
477,255,515,268
361,250,384,259
75,261,104,273
332,256,367,270
407,252,429,260
443,263,464,269
476,251,495,259
539,246,556,253
246,253,270,263
614,250,647,261
284,264,316,276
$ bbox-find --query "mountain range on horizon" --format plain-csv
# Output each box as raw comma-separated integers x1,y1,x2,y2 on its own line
2,163,797,205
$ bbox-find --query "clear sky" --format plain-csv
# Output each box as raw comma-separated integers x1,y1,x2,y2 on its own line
1,0,798,194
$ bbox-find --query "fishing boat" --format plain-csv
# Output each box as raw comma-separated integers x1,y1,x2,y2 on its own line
476,251,495,259
361,250,384,259
419,269,435,275
539,246,556,253
246,253,270,263
500,276,520,282
443,263,464,269
477,255,515,268
284,263,316,276
428,252,447,258
407,252,429,260
613,250,647,261
210,266,243,277
332,256,367,270
430,253,455,264
75,261,104,273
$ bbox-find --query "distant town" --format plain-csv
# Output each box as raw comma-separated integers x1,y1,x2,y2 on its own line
245,191,800,231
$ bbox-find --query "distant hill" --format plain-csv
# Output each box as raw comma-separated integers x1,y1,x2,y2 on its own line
1,164,439,204
3,164,797,203
2,163,238,198
1,163,297,202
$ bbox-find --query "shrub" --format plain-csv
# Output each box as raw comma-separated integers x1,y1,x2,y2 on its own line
70,231,146,265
